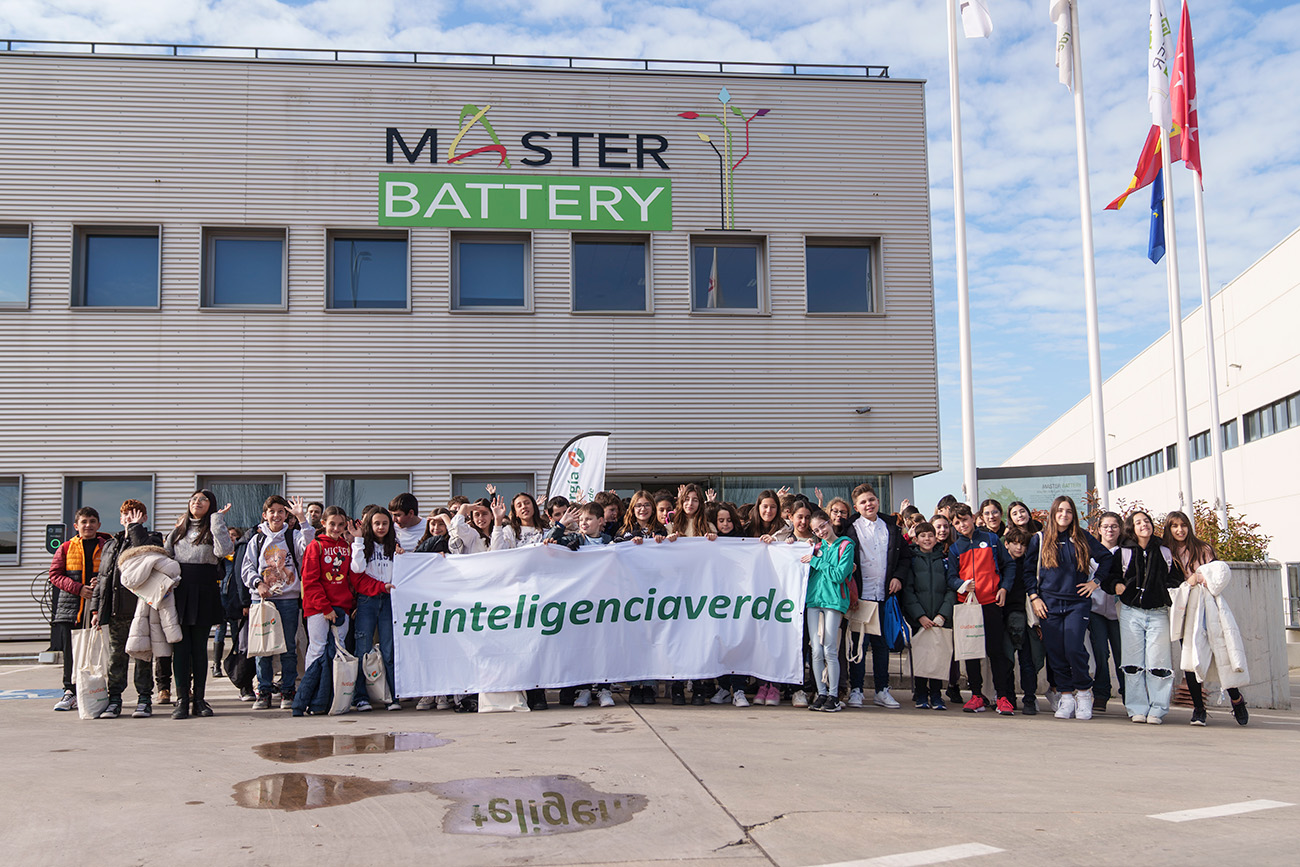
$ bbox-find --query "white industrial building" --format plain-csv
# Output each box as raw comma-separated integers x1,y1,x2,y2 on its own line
0,43,940,638
1004,226,1300,627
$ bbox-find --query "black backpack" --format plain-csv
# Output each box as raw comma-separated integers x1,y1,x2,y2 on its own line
251,527,301,572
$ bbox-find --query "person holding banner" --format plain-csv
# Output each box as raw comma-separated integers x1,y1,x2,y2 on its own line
666,484,719,705
615,491,668,706
489,492,549,550
800,509,856,713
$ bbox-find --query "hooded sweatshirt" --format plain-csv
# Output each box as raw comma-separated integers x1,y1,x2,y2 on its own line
301,534,356,618
240,521,309,599
1025,530,1114,607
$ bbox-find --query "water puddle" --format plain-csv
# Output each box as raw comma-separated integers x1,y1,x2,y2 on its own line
253,732,450,763
232,773,433,811
436,774,647,836
230,772,647,834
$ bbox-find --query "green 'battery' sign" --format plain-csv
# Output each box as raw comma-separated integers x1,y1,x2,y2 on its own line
378,173,672,231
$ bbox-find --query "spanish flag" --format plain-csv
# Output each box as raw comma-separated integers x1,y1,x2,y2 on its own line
1105,125,1162,211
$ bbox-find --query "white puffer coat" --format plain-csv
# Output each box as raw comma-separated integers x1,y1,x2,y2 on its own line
1170,560,1249,689
118,545,182,660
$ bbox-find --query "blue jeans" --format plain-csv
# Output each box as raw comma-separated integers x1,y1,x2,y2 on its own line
806,608,844,697
256,597,300,696
353,593,395,701
1088,613,1122,702
1119,605,1174,720
1041,600,1092,692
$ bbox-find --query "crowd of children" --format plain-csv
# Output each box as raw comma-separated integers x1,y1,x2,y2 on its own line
47,484,1251,727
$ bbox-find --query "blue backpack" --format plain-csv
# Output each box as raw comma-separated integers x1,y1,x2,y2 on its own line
881,595,912,652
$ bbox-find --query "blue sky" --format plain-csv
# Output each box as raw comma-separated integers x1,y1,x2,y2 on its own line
5,0,1297,508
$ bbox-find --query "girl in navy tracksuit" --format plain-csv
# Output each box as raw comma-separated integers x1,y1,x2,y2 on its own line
1025,495,1112,721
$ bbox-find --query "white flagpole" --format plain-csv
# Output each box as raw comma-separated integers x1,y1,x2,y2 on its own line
1159,129,1194,510
1192,180,1229,526
1067,1,1110,510
947,0,978,506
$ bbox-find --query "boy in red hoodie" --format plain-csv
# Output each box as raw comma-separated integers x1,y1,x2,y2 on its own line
301,507,361,680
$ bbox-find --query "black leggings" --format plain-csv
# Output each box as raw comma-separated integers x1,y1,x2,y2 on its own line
172,624,212,703
1185,672,1241,709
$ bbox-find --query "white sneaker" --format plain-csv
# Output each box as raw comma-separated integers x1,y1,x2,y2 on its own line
597,688,615,708
710,688,732,704
387,701,401,711
791,690,808,708
416,696,436,711
1074,688,1094,720
573,689,592,708
1131,714,1147,724
732,690,750,707
1146,715,1163,725
873,687,901,709
1054,692,1077,719
436,695,453,710
1045,688,1060,711
53,690,77,712
847,688,865,708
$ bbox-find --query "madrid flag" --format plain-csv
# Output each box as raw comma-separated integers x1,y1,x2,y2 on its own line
1171,1,1202,177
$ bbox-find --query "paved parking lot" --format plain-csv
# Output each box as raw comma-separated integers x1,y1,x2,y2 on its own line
4,656,1300,867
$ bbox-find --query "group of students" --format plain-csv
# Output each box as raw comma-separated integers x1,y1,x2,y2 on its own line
47,482,1250,726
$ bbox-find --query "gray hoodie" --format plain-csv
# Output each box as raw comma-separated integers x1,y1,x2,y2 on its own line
240,521,309,599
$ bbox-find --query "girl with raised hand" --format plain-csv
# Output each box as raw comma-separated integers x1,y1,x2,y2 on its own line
165,489,233,720
666,483,717,705
1025,496,1113,721
615,491,667,706
490,492,549,550
447,502,491,555
800,509,856,712
1103,510,1182,724
348,508,400,711
415,510,451,554
666,483,717,542
703,501,751,707
1164,511,1249,726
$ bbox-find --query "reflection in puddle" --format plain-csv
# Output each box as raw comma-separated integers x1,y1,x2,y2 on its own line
436,774,646,836
232,774,434,811
230,772,648,834
253,732,450,763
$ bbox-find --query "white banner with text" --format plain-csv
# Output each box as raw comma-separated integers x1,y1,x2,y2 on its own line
392,538,809,696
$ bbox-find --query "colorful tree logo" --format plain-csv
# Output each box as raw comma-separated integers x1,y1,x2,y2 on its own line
677,88,770,229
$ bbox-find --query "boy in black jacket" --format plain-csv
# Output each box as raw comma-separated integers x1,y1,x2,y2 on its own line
89,499,165,720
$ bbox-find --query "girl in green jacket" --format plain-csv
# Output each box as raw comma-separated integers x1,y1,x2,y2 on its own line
801,509,857,712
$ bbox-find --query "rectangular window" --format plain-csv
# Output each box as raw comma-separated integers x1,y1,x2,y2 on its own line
74,227,160,308
1113,449,1165,488
1166,444,1178,469
1290,394,1300,430
0,476,19,564
572,236,649,312
1221,418,1239,450
1274,399,1292,434
805,239,876,313
327,232,409,310
451,474,537,504
1188,431,1211,462
452,234,530,310
325,475,412,520
691,239,763,312
64,477,154,531
203,229,286,308
0,226,30,307
196,475,284,533
1244,410,1261,443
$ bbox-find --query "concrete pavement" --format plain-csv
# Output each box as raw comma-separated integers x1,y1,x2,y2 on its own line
4,656,1300,867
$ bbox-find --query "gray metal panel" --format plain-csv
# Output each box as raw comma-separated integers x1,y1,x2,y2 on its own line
0,53,937,637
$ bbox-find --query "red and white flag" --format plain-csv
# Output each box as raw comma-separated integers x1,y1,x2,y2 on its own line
1171,1,1202,178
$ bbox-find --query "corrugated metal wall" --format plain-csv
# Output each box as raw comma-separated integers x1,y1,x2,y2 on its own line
0,53,938,638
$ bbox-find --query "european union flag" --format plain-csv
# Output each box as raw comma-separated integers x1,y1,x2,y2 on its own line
1148,167,1165,264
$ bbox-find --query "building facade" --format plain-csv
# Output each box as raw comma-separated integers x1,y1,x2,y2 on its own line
0,46,939,639
1003,227,1300,621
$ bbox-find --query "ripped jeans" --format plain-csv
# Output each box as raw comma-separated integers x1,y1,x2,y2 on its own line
1118,605,1174,720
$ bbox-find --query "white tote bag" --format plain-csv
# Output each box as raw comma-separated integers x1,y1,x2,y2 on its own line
952,593,986,662
329,628,359,716
361,644,393,705
247,600,287,658
477,691,530,713
911,626,954,681
73,627,110,720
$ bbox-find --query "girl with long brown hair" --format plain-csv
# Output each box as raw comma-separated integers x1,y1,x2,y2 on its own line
1025,496,1113,721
